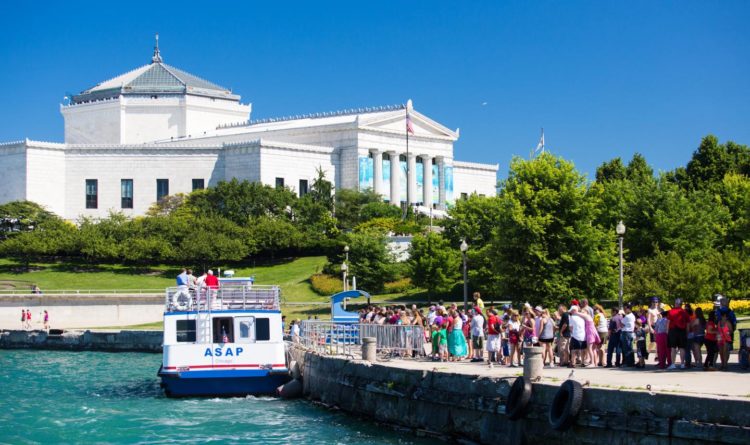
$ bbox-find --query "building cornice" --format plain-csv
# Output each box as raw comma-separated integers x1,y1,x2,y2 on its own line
453,160,499,172
224,138,334,155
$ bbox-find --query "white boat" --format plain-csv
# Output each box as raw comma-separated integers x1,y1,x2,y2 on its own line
157,277,289,397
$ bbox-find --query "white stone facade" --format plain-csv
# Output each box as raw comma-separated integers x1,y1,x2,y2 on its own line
0,53,498,220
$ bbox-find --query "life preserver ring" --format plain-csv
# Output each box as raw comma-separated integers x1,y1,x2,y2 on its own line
505,376,532,420
548,379,584,431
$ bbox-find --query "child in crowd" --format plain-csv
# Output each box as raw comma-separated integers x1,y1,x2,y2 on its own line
507,311,522,367
438,323,449,362
431,324,441,361
500,315,510,366
654,311,670,369
635,319,650,368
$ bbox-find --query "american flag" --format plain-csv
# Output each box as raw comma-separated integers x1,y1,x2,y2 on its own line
222,329,229,343
406,113,415,135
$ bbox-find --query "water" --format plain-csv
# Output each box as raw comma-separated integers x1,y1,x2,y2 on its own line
0,350,429,445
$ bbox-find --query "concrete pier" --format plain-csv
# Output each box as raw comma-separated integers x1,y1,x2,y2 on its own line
290,347,750,445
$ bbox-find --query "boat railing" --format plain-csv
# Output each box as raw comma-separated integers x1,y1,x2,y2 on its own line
298,320,426,358
165,284,280,312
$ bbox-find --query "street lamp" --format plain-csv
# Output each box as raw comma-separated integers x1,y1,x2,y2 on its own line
344,245,349,263
341,262,348,292
616,220,626,309
460,240,468,312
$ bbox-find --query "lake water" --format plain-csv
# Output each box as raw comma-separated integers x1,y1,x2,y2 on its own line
0,350,429,444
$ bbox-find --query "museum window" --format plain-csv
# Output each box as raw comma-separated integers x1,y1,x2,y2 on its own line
121,179,133,209
275,177,285,189
85,179,98,209
299,179,308,197
461,192,468,200
192,178,205,191
156,179,169,201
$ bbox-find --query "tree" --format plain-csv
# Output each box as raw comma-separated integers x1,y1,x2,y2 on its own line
442,194,503,247
627,251,718,303
146,193,189,217
307,167,335,212
491,153,617,307
334,189,382,230
187,179,297,224
625,153,654,184
408,233,461,299
0,219,78,269
595,157,627,183
248,216,303,257
685,135,750,189
327,231,396,293
0,201,59,239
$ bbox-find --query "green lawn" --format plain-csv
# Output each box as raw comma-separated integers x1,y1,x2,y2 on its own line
0,257,327,299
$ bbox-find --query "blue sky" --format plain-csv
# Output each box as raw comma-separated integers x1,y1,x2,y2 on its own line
1,1,748,178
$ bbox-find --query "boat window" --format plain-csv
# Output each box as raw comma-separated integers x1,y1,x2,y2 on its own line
256,318,270,341
212,317,234,343
235,316,255,343
176,319,196,342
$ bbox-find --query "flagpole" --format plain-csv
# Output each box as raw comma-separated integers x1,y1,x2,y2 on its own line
403,100,412,220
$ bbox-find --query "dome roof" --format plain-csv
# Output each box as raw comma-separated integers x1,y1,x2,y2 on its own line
71,40,238,104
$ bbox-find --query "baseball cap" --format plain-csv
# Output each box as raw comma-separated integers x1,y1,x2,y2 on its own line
571,299,579,306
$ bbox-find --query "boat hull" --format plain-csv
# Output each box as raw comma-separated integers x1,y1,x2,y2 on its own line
159,368,290,397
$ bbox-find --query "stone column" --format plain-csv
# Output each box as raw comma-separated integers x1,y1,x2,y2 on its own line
371,150,383,197
407,153,418,204
388,151,400,204
436,156,446,209
422,155,432,207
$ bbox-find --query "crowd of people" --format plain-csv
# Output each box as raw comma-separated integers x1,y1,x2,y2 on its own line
355,292,745,371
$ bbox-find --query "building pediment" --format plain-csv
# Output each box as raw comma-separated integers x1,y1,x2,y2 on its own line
358,109,458,141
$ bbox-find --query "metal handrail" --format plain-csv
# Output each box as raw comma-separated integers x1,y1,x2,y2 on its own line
165,285,281,312
299,320,426,357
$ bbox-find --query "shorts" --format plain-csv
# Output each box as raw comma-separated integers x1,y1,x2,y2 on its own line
598,332,608,345
557,337,570,356
539,338,554,343
438,343,448,354
668,328,687,349
487,334,501,352
502,340,510,357
472,336,485,350
570,338,587,350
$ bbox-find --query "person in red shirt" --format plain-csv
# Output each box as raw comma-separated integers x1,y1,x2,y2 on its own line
666,298,689,369
204,270,219,289
486,309,501,365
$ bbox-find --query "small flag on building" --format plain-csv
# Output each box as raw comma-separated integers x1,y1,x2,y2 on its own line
406,113,415,135
222,328,229,343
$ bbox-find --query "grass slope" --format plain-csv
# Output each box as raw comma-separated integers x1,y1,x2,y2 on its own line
0,257,327,300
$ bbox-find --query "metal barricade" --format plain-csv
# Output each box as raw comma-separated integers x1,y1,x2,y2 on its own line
299,321,426,358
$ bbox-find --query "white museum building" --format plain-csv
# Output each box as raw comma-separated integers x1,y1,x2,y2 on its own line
0,43,498,220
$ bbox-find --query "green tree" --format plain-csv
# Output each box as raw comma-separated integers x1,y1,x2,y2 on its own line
327,231,396,293
442,194,503,247
334,189,381,230
625,153,654,184
491,153,617,307
248,216,303,257
307,167,335,212
0,219,78,269
627,250,718,303
0,201,59,239
685,135,750,189
187,179,297,224
595,157,627,183
408,233,461,299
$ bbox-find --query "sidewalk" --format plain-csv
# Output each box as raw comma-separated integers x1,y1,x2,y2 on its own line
382,358,750,400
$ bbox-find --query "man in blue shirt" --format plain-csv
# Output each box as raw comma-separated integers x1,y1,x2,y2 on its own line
172,268,190,308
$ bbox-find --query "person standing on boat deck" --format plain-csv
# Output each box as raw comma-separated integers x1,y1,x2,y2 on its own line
173,269,189,308
187,269,196,295
205,270,219,289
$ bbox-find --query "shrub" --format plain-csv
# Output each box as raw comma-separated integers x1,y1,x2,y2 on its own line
310,273,343,296
384,278,413,294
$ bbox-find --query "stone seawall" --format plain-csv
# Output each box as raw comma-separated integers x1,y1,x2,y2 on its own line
0,294,163,329
290,348,750,445
0,329,162,352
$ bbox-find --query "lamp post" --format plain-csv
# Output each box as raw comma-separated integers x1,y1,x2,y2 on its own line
616,220,626,309
460,240,468,312
344,245,349,263
341,262,348,292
